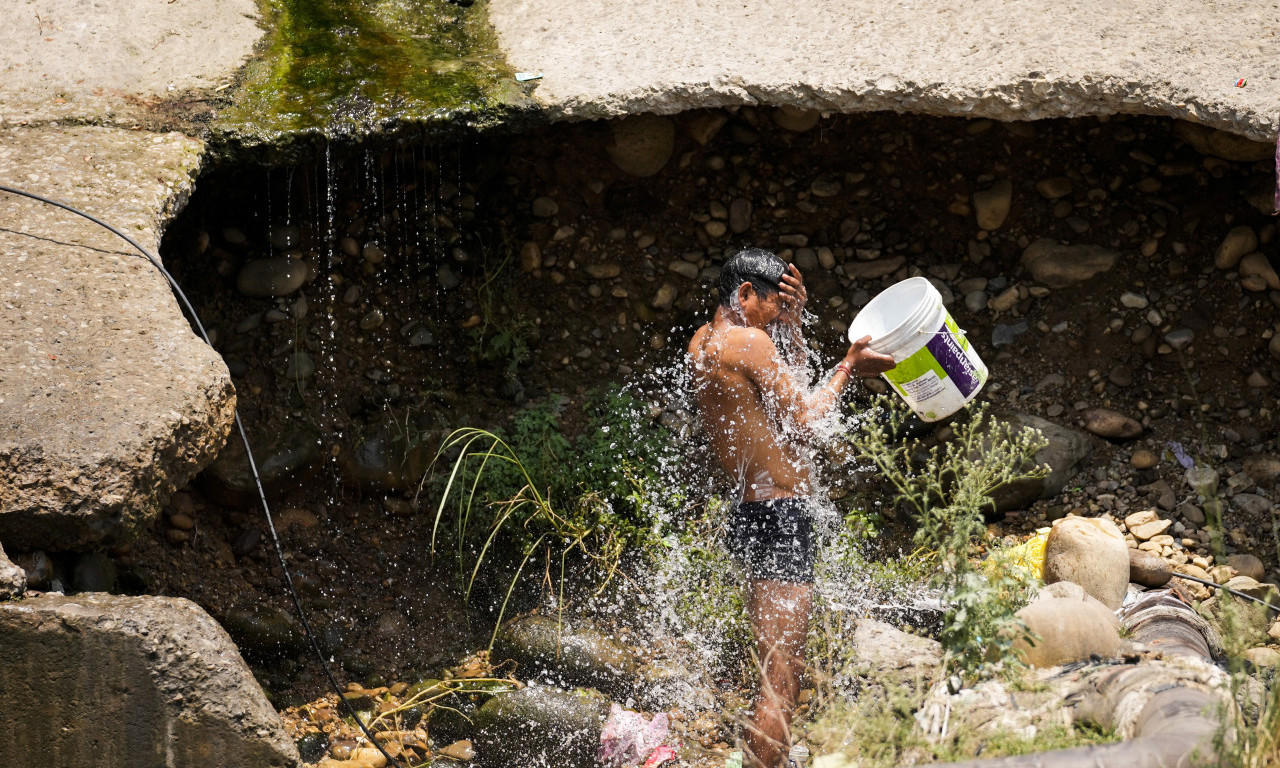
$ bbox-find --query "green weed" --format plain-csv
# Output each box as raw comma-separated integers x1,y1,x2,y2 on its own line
845,398,1048,679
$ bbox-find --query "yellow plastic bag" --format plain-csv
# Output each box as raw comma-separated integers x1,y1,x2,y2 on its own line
984,527,1049,583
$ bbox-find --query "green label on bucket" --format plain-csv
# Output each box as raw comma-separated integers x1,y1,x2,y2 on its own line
880,312,987,422
884,345,945,388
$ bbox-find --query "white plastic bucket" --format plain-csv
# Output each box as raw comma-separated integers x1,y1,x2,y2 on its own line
847,277,987,422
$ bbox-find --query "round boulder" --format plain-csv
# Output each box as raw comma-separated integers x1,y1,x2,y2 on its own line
1014,591,1122,667
236,257,308,298
492,614,640,696
1043,516,1130,609
472,685,609,768
1129,548,1172,588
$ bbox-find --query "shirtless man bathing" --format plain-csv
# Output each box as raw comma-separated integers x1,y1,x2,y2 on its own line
688,248,896,768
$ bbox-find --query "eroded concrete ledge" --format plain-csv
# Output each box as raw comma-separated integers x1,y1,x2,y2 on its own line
489,0,1280,142
0,126,235,551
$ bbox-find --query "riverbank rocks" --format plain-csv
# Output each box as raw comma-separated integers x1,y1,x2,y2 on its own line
983,412,1096,512
851,619,943,685
491,614,640,696
1129,548,1173,587
1043,516,1130,609
1020,239,1119,288
472,685,609,768
972,180,1012,230
1081,408,1143,440
0,542,25,599
1202,577,1280,643
0,593,297,768
607,115,674,177
1213,226,1257,270
1014,584,1122,667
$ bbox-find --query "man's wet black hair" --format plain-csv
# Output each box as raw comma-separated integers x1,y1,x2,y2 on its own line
717,248,787,307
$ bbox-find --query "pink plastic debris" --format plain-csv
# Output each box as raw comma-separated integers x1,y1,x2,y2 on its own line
642,744,679,768
598,703,672,768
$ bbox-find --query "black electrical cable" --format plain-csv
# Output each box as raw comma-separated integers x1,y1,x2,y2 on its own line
0,183,405,768
1173,571,1280,612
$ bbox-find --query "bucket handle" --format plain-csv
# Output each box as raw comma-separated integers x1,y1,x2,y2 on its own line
916,329,967,337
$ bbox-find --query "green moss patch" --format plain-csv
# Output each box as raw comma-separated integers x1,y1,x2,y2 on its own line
218,0,523,144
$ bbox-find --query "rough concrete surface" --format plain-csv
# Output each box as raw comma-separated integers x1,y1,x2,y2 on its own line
0,125,235,551
0,593,299,767
489,0,1280,141
0,0,262,127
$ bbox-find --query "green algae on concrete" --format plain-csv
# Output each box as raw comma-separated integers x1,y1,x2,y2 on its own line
218,0,521,143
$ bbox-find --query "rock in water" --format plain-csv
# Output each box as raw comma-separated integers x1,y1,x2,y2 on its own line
236,257,307,298
0,542,26,599
1020,239,1119,288
0,593,298,767
473,686,609,768
1043,516,1130,609
1081,408,1143,440
1014,590,1122,667
492,614,640,696
972,179,1012,230
607,115,675,177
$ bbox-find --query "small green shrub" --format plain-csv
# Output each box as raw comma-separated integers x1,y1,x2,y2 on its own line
846,398,1048,678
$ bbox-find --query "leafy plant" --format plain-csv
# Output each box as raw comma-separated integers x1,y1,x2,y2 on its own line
416,387,677,635
846,398,1049,678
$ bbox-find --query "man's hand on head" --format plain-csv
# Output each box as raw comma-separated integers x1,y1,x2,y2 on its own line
779,264,807,324
844,335,897,376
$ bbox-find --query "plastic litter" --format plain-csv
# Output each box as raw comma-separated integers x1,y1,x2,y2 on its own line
725,750,744,768
599,703,671,768
983,527,1049,583
515,72,543,82
643,745,679,768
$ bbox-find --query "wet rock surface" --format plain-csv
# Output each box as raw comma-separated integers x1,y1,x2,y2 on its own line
472,685,610,768
492,614,641,696
0,593,298,767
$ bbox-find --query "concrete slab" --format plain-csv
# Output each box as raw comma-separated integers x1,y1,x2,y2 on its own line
0,125,235,550
0,0,262,127
489,0,1280,141
0,0,258,550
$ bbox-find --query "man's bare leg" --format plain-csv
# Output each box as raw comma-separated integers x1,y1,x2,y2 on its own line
742,579,813,768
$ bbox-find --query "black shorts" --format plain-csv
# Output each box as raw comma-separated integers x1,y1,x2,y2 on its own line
727,497,816,583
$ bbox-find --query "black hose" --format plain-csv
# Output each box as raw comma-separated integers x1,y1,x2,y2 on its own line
1173,571,1280,612
0,183,405,768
